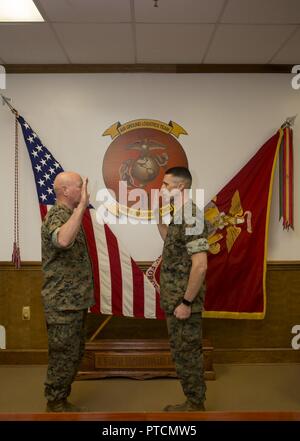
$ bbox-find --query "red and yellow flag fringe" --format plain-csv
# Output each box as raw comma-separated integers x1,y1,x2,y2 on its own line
279,126,294,230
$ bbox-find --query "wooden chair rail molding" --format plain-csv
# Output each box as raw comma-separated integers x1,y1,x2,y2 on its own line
1,260,300,271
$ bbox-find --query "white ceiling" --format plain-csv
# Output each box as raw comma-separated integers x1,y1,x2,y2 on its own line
0,0,299,64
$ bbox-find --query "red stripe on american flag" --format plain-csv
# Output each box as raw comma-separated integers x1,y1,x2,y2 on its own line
82,209,101,313
104,224,123,315
131,258,145,317
39,204,48,220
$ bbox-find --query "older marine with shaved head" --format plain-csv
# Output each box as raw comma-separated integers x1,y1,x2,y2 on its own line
41,171,94,412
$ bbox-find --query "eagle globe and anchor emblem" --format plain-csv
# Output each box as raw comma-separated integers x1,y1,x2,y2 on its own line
120,138,168,188
102,119,189,219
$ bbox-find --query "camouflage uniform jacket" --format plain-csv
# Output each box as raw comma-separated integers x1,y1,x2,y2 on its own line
41,203,94,322
160,200,209,314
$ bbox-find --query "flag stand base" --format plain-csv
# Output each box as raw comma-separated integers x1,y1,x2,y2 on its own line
77,338,215,380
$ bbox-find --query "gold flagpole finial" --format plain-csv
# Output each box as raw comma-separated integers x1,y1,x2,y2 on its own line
1,94,18,116
281,115,297,128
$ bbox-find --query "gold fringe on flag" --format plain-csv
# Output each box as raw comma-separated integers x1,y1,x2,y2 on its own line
279,118,295,230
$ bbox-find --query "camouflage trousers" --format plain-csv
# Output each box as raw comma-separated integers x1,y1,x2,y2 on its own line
166,313,206,405
45,309,87,402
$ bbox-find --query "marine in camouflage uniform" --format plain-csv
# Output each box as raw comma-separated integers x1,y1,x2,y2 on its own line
160,199,209,410
41,203,94,407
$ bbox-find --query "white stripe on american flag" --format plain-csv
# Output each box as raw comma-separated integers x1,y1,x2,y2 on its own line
119,248,134,317
91,210,112,315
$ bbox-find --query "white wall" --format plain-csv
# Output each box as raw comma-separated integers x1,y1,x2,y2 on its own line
0,73,299,261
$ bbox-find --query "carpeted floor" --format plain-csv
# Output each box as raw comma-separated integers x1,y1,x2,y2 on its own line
0,363,300,412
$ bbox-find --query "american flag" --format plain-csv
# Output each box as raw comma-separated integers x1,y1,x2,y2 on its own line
18,114,164,319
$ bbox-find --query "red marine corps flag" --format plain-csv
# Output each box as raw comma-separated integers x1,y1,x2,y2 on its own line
204,129,283,318
147,125,294,319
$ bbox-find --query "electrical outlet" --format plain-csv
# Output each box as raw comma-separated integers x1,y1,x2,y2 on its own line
22,306,30,320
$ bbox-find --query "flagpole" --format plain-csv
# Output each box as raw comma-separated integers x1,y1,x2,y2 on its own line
2,94,21,268
89,315,112,342
1,94,18,116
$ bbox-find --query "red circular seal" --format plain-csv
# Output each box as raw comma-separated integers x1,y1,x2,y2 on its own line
102,128,188,209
